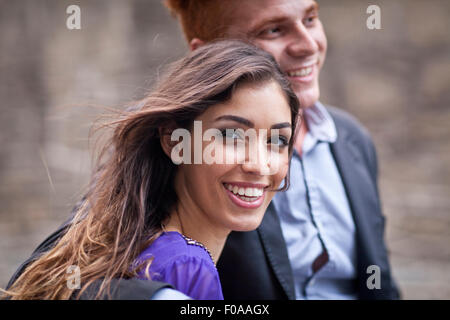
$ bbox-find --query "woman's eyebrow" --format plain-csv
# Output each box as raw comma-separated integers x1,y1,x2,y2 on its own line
271,122,291,130
214,115,291,130
215,115,254,127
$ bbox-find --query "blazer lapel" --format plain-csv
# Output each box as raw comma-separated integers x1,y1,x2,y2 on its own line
329,121,384,283
257,203,296,300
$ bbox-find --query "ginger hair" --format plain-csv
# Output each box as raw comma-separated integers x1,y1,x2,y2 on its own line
164,0,234,42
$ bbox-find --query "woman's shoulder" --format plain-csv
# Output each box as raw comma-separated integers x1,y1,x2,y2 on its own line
138,231,214,267
136,232,223,300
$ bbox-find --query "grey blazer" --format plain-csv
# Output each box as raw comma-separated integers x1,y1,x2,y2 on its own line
217,106,400,300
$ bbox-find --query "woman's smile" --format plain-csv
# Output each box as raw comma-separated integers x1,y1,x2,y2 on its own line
223,182,268,209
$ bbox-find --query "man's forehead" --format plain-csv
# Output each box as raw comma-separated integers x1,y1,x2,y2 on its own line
226,0,318,32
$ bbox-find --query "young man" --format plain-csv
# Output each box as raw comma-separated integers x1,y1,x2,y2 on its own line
165,0,400,299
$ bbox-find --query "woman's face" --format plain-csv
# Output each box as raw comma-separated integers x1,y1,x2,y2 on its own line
173,80,293,234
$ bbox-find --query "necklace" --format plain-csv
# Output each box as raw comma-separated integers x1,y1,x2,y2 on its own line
160,223,216,267
179,234,216,268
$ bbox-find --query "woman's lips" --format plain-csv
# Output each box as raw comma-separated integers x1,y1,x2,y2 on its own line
223,183,266,209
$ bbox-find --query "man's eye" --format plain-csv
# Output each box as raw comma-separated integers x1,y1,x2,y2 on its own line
304,14,318,26
259,26,282,38
267,27,281,34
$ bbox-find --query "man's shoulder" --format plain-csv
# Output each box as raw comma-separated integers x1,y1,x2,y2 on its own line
324,104,373,143
323,104,378,173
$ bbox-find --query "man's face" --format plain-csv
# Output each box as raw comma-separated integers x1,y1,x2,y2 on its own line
225,0,327,109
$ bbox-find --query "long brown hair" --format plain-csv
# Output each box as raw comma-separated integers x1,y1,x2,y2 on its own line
2,40,300,299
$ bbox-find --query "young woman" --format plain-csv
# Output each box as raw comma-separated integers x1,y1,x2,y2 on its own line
3,40,300,300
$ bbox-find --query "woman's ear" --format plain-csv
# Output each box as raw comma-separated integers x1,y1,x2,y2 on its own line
159,127,177,159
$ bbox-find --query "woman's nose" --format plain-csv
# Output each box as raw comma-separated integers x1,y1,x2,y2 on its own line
241,141,271,176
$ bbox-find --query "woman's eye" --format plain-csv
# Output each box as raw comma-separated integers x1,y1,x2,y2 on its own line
220,129,244,140
268,135,289,147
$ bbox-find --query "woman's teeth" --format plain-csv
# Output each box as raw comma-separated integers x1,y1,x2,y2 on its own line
287,66,313,77
224,183,264,201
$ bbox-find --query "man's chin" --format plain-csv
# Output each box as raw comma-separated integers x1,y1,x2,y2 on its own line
290,80,320,108
296,90,320,109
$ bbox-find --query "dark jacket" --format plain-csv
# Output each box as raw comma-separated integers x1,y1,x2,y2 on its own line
5,204,173,300
217,106,400,300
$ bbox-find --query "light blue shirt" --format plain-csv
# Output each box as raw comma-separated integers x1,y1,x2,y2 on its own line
151,288,192,300
272,102,358,299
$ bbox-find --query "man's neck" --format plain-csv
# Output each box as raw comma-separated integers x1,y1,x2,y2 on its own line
294,113,309,157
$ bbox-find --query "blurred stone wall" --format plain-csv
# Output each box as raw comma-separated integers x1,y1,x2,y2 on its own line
0,0,449,299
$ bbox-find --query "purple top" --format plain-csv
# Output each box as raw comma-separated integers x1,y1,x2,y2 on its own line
134,231,223,300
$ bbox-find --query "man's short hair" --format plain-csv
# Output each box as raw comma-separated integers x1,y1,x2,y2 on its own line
164,0,233,42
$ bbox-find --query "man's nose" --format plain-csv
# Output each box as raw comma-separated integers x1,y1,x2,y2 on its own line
286,20,318,57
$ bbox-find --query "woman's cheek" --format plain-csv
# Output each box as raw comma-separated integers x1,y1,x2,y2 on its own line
280,154,290,177
267,150,288,178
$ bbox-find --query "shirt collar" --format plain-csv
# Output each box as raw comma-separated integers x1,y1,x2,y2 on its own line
304,101,337,143
298,102,337,156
